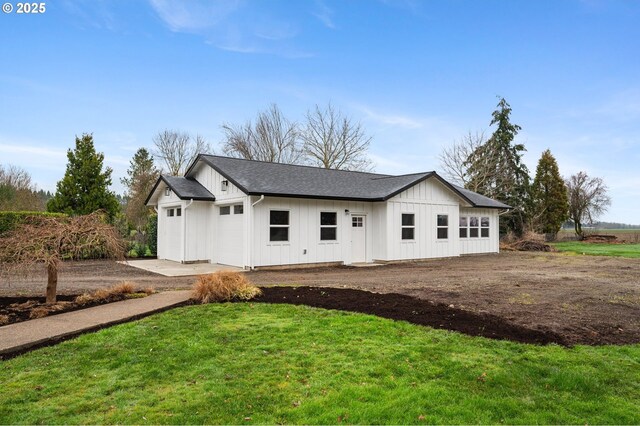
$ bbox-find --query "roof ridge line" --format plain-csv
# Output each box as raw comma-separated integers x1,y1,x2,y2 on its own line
200,154,389,177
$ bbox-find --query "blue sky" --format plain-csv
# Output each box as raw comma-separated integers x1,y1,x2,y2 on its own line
1,0,638,223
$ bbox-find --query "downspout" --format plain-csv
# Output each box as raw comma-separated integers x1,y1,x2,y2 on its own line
249,195,265,270
182,199,194,263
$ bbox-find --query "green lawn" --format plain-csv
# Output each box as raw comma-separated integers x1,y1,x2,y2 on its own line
552,241,640,258
1,304,639,424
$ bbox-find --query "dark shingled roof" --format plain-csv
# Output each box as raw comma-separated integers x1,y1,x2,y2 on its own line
183,155,510,209
453,185,511,209
145,175,215,205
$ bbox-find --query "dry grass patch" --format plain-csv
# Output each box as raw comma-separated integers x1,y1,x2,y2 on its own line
0,314,9,326
75,281,146,305
192,271,262,303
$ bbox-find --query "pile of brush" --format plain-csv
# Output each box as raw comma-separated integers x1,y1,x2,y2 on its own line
500,231,555,252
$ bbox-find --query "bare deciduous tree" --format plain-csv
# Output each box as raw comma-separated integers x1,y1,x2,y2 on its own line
438,131,488,189
0,212,126,303
221,104,304,164
302,103,373,171
153,130,212,175
0,164,43,211
566,172,611,238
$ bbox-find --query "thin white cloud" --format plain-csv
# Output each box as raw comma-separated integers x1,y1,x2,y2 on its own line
148,0,313,57
354,105,424,129
148,0,241,33
313,0,336,29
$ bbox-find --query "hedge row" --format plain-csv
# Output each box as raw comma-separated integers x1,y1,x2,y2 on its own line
0,211,67,236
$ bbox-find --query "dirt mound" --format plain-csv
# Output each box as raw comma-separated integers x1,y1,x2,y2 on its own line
583,234,618,243
255,286,568,346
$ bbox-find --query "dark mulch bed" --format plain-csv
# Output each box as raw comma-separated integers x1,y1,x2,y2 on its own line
255,286,569,346
0,294,133,326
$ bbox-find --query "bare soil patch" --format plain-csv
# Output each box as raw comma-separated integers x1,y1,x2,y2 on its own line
2,252,639,345
255,286,567,345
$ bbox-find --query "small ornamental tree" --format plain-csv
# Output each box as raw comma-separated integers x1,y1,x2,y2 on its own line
566,172,611,238
0,212,125,304
531,149,569,239
47,133,120,219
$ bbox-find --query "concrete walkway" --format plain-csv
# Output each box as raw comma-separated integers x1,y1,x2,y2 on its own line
121,259,243,277
0,290,192,358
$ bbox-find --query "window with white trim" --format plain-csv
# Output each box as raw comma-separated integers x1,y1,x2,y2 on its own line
459,217,468,238
270,210,289,242
401,213,415,240
167,208,174,217
320,212,337,241
234,204,244,215
176,207,182,217
469,216,479,238
437,214,448,239
481,217,490,237
220,206,230,215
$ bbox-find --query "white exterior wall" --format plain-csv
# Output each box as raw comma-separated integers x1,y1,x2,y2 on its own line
382,178,464,261
459,208,500,254
250,196,375,267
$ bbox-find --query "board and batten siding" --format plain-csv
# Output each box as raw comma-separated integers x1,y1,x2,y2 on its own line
382,177,465,261
458,208,499,254
250,196,375,267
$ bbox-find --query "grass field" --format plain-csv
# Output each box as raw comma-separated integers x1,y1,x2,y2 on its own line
1,304,639,424
552,241,640,258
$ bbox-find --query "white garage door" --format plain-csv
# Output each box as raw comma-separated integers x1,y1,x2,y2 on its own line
216,204,244,267
163,206,182,262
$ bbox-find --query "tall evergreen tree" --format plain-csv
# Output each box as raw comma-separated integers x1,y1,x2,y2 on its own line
47,133,120,219
531,149,569,239
121,148,160,230
466,98,530,235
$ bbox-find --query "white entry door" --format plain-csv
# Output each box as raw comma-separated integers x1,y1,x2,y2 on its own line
216,205,244,267
351,215,366,263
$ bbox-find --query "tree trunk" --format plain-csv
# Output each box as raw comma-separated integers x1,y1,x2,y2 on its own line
575,221,583,240
46,263,58,304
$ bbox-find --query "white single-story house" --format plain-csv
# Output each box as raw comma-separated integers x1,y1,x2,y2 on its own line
145,155,510,269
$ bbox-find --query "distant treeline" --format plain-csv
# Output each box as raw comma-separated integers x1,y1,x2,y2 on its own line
563,221,640,230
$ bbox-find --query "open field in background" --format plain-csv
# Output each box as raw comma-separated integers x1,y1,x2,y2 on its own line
558,229,640,243
552,242,640,258
1,303,639,425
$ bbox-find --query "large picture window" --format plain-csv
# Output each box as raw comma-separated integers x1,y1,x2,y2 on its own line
270,210,289,242
401,213,415,240
437,214,448,239
320,212,337,241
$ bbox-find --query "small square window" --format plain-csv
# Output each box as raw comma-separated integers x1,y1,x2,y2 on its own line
352,217,363,227
176,208,182,217
320,227,337,241
402,228,415,240
460,228,467,238
234,205,243,215
321,212,337,226
470,228,479,238
270,227,289,242
167,208,174,217
437,228,448,239
402,214,414,227
220,206,230,215
437,215,448,227
481,217,490,227
481,228,489,238
270,210,289,225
